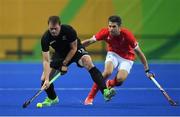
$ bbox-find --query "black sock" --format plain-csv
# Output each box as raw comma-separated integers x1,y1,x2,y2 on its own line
41,81,57,100
89,67,106,94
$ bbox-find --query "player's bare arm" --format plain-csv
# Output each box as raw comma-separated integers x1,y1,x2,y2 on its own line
63,40,77,66
82,37,96,47
134,46,149,71
134,46,155,78
42,51,51,88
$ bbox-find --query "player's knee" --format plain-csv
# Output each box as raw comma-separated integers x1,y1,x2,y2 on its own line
81,55,94,70
103,71,112,79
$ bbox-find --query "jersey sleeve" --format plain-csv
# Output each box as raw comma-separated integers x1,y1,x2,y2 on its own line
41,32,50,52
94,28,108,41
126,30,138,49
66,26,77,43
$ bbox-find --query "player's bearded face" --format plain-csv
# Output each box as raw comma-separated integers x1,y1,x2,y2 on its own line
48,23,61,37
108,22,120,36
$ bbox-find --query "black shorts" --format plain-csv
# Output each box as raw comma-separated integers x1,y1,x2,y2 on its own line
50,47,88,69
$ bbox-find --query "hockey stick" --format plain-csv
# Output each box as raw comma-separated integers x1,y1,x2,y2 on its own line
149,76,178,106
22,72,61,108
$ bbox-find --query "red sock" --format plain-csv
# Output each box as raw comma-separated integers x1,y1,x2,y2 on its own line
88,83,99,98
109,77,123,87
108,78,117,87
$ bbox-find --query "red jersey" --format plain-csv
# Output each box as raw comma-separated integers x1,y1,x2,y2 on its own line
94,28,138,60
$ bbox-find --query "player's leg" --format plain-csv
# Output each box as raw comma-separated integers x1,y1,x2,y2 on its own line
80,55,107,93
84,61,114,105
37,53,61,107
80,55,115,101
84,52,117,105
41,69,58,99
106,69,128,88
106,57,133,88
38,69,59,107
74,47,108,94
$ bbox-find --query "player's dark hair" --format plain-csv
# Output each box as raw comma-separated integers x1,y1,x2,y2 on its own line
48,16,61,25
108,15,122,26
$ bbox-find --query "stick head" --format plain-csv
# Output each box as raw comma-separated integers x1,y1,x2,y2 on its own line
22,101,30,108
169,100,179,106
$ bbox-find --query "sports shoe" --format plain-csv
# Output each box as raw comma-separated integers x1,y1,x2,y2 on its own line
37,96,59,107
84,96,93,105
103,88,116,101
84,83,98,105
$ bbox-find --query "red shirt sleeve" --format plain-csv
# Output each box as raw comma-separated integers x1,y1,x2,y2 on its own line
124,29,138,49
95,28,109,41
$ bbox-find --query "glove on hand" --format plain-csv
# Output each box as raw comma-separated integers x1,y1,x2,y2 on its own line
145,69,155,78
60,65,68,75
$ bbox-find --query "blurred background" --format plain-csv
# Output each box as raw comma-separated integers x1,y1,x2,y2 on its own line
0,0,180,62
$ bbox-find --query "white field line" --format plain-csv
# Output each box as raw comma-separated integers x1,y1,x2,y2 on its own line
0,88,180,91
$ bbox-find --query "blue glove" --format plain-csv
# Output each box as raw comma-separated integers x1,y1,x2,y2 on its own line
145,69,155,78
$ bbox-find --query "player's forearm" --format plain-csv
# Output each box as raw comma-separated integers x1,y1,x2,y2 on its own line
63,48,77,66
135,48,149,71
139,54,149,70
42,52,51,81
82,39,96,47
63,40,77,66
81,39,91,47
43,61,51,81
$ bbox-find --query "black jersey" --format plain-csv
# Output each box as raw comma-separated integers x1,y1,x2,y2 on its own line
41,24,82,58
